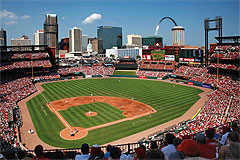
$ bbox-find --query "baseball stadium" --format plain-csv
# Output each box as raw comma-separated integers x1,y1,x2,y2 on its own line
0,16,239,160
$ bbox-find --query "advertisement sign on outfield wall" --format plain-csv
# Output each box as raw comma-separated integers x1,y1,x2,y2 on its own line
202,84,211,88
165,55,175,61
142,54,151,60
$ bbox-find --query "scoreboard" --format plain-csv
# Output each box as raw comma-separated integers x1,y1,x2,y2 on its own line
178,49,203,64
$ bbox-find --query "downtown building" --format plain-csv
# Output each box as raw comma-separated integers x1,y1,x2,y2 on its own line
0,28,7,51
97,26,122,53
0,28,7,47
69,27,82,53
88,37,103,54
44,14,58,57
172,26,185,46
126,34,142,48
82,35,88,52
11,35,31,51
33,30,44,50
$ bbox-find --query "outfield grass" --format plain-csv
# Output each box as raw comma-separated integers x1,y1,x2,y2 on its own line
59,102,125,128
113,70,136,75
27,78,202,148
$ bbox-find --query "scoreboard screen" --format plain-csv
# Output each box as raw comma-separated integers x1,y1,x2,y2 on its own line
179,49,202,63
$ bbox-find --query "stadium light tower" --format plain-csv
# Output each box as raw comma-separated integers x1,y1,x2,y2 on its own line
204,16,222,66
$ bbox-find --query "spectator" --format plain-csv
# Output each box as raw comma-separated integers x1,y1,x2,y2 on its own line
205,129,220,157
4,149,17,159
146,149,164,160
75,143,90,160
150,141,158,150
161,133,176,160
168,138,184,160
32,144,49,160
195,132,216,159
17,150,26,159
220,126,230,146
134,148,146,160
89,144,103,160
104,144,112,160
177,139,203,158
110,146,121,160
218,132,240,159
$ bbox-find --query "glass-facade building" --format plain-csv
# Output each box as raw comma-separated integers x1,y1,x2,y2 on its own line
97,26,122,52
142,36,163,47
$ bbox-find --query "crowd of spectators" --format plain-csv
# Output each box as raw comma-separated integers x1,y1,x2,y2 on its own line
171,65,239,137
139,64,174,70
2,127,239,159
0,60,52,71
11,52,49,59
209,63,239,71
57,66,115,76
0,77,37,153
139,61,175,71
211,52,239,60
136,70,170,78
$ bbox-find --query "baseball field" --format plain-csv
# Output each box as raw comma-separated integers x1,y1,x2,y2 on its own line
26,78,203,148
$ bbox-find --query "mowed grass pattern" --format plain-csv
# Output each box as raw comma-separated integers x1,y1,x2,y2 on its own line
59,102,125,128
27,78,203,148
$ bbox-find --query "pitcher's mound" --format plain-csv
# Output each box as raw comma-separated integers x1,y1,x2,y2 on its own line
85,111,97,117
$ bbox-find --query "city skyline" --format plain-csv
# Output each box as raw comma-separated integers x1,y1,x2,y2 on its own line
1,0,239,47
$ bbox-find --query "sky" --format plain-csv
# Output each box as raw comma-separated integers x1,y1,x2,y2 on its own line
1,0,239,47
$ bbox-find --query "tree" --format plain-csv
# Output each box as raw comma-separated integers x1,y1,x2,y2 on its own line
110,54,115,59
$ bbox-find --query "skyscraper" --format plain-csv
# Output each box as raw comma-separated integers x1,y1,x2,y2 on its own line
97,26,122,52
33,30,44,50
82,35,88,52
44,14,58,57
0,28,7,48
172,26,185,46
69,27,82,53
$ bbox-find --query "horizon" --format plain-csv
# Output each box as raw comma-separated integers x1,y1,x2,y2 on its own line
1,0,239,47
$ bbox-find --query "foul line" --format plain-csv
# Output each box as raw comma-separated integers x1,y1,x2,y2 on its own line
35,85,72,131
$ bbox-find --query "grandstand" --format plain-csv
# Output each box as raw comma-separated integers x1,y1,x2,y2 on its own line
115,58,138,70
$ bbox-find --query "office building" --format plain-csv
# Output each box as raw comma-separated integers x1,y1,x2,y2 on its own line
33,30,44,50
92,38,103,54
106,48,142,59
11,35,31,51
172,26,185,46
127,34,142,47
44,14,58,57
82,35,88,52
142,36,163,47
69,27,82,53
0,28,7,47
97,26,122,52
59,38,69,52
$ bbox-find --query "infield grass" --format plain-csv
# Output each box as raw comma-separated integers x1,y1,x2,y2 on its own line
60,102,125,128
27,78,203,148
